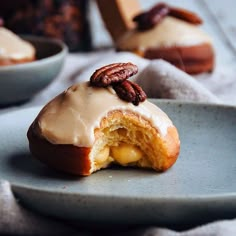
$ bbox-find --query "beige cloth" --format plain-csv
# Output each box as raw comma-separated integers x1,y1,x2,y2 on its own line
0,180,77,235
1,180,236,236
1,51,236,235
1,51,235,114
28,51,235,107
136,60,220,103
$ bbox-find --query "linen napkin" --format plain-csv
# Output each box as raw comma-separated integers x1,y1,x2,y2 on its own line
1,51,236,235
0,180,76,236
26,51,235,107
1,180,236,236
136,60,220,103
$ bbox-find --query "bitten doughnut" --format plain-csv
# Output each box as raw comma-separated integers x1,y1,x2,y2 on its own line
27,63,180,176
116,3,214,74
0,27,35,66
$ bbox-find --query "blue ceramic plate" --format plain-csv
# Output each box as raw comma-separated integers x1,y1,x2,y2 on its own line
0,36,67,105
0,100,236,226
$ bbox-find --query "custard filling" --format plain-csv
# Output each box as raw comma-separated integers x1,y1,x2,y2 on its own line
94,142,148,170
111,143,143,165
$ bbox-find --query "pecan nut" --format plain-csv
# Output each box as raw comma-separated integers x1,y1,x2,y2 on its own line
169,7,202,25
113,80,147,106
90,62,138,87
133,3,202,31
133,3,169,31
90,63,146,105
130,81,147,104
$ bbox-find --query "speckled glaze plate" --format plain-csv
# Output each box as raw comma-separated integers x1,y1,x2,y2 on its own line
0,100,236,226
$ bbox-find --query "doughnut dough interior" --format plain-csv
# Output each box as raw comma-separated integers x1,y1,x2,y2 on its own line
91,110,180,174
27,82,180,176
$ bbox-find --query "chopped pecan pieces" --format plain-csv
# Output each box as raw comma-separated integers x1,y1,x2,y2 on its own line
90,63,147,105
90,63,138,87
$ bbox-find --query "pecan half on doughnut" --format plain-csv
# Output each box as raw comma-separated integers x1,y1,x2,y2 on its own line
133,2,203,31
133,3,169,30
90,62,138,87
90,63,147,105
113,80,147,106
169,7,202,25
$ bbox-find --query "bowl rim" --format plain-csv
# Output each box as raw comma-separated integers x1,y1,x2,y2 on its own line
0,35,68,72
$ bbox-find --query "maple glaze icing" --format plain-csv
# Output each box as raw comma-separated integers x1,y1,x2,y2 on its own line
35,82,173,147
0,27,35,61
116,16,212,51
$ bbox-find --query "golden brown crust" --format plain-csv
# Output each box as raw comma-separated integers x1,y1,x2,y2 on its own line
160,126,180,171
118,43,214,74
27,123,92,176
144,43,214,74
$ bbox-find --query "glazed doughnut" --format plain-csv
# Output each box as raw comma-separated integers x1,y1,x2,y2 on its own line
116,5,215,75
0,27,35,66
27,64,180,176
